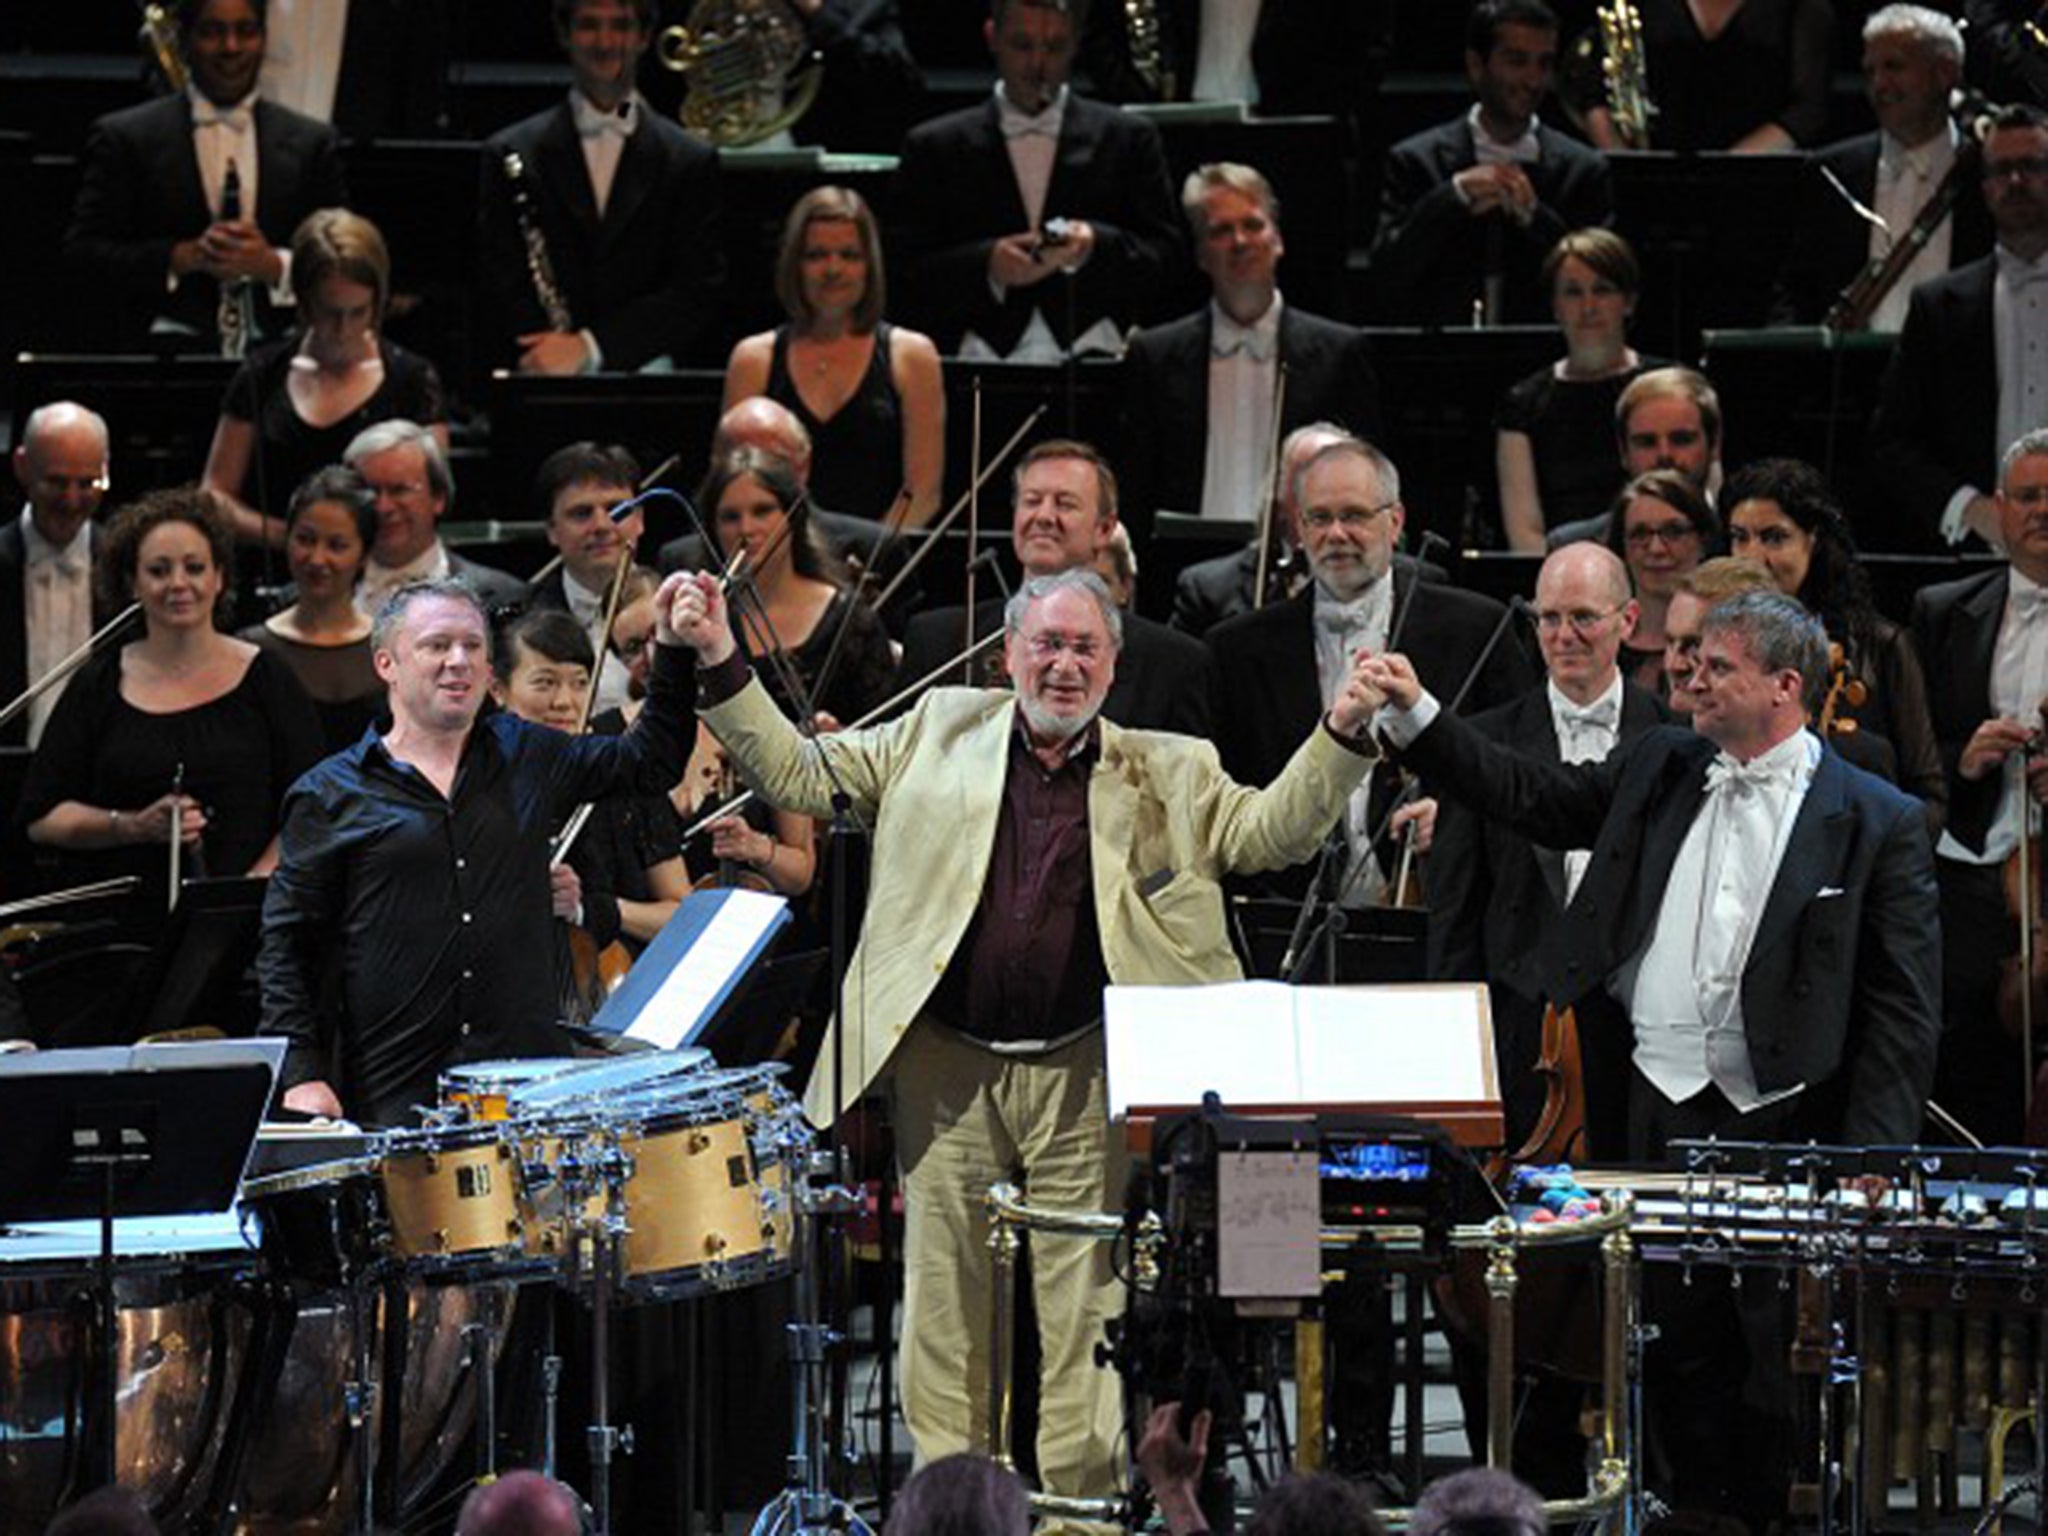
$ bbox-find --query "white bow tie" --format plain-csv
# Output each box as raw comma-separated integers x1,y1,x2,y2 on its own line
30,555,83,582
1001,108,1060,140
574,96,637,140
2013,583,2048,622
2000,248,2048,291
1317,601,1374,635
1705,752,1795,796
192,103,252,132
1212,326,1276,362
1557,699,1618,734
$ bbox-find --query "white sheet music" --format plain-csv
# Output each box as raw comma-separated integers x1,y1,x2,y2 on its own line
1217,1146,1322,1298
624,888,787,1050
1104,981,1492,1119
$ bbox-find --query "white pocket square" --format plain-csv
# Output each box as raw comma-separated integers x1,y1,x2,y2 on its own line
1816,886,1845,899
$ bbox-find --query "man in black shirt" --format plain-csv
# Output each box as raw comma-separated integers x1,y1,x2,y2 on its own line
258,574,697,1125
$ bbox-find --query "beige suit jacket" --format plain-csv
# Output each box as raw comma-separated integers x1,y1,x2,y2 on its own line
702,680,1370,1125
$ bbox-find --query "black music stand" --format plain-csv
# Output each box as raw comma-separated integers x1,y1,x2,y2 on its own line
54,875,270,1047
0,1041,280,1494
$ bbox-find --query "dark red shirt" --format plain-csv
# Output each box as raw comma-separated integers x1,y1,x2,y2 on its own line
929,720,1109,1045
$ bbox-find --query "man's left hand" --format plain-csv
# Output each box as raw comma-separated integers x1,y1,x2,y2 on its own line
1390,795,1437,854
550,863,583,923
661,570,735,663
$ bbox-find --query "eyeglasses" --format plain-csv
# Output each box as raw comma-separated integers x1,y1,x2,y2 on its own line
1535,606,1624,635
1299,502,1398,533
1624,520,1700,549
612,633,656,659
1024,632,1105,661
366,480,431,501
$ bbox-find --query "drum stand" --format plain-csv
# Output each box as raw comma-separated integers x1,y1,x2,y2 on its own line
751,1144,873,1536
567,1131,636,1536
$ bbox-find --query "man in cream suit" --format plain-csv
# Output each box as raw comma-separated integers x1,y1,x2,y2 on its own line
671,566,1377,1518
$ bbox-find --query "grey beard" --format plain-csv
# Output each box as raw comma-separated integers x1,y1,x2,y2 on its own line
1017,694,1096,743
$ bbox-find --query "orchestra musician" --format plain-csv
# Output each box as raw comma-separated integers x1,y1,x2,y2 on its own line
258,573,699,1126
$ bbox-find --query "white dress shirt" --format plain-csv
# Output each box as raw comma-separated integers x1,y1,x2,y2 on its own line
1939,246,2048,543
1546,672,1623,900
20,509,92,749
572,89,641,220
1937,566,2048,865
1314,576,1393,905
1199,293,1282,524
1622,728,1820,1112
1868,126,1958,335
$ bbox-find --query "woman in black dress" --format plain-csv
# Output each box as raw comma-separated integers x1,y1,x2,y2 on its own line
202,208,446,549
239,465,384,752
20,487,324,908
723,185,945,526
1496,229,1667,551
1724,456,1946,825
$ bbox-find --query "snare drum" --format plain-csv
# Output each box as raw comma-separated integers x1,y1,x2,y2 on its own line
439,1058,587,1122
376,1123,530,1273
502,1047,710,1118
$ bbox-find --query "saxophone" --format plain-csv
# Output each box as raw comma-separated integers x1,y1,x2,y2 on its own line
1598,0,1655,150
500,151,575,334
137,2,188,94
658,0,824,148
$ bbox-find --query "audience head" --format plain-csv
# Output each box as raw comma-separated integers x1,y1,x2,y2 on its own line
285,465,377,605
1273,421,1355,537
1534,541,1636,703
1245,1471,1385,1536
14,400,110,548
292,209,390,359
985,0,1077,117
553,0,653,110
1094,520,1138,608
1183,163,1284,320
886,1451,1031,1536
100,485,237,630
1999,426,2048,582
1696,589,1832,744
345,420,451,569
1606,470,1717,607
492,607,595,730
537,442,643,593
371,579,492,733
1544,228,1638,363
1861,6,1963,148
1409,1468,1545,1536
1003,571,1122,744
699,447,829,583
1723,457,1870,629
777,185,886,332
1615,367,1720,487
1291,437,1405,602
1666,555,1777,710
455,1469,585,1536
1464,0,1560,136
45,1485,161,1536
1011,439,1119,579
715,398,814,486
178,0,266,108
1982,104,2048,258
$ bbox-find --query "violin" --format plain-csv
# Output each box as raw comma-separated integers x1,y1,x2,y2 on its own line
1817,641,1868,738
1997,705,2048,1140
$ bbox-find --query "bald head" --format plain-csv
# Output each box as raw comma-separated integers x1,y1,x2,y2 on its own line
14,402,110,548
715,398,812,481
1534,541,1636,704
456,1471,582,1536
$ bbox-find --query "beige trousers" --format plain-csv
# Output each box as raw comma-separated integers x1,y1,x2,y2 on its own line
891,1021,1127,1508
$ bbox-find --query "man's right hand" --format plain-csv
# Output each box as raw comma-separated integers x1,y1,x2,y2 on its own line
283,1080,345,1119
1136,1402,1212,1536
666,571,735,665
1961,716,2037,782
1453,163,1537,222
